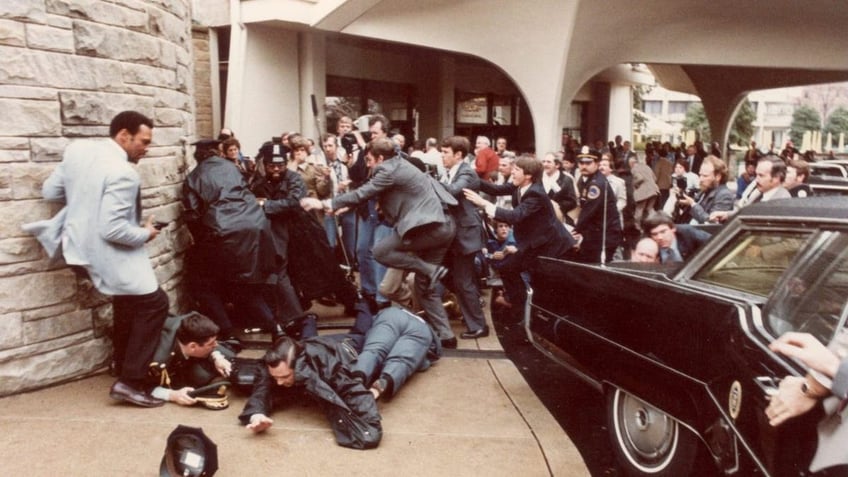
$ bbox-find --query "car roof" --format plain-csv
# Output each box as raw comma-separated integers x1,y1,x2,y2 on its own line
736,196,848,221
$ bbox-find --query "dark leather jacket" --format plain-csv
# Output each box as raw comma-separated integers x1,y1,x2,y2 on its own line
239,337,382,450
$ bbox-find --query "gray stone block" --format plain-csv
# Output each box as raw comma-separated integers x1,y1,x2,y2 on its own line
26,23,74,53
0,1,48,23
0,312,23,349
0,99,61,136
0,269,77,314
0,18,25,46
0,337,110,396
0,237,43,265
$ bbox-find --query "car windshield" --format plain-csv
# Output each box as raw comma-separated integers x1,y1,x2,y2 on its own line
692,230,810,297
765,231,848,344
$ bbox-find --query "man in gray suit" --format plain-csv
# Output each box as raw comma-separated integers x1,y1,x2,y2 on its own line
440,136,488,339
41,110,168,407
302,138,458,346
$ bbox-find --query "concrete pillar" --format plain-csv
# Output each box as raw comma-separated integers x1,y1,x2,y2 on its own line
586,82,611,144
439,57,456,140
209,29,221,136
228,25,300,154
224,0,246,132
298,32,327,139
608,83,633,142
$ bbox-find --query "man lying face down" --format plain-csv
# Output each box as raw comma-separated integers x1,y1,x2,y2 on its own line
238,303,441,449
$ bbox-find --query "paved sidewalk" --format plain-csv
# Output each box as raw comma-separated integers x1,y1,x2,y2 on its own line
0,304,590,477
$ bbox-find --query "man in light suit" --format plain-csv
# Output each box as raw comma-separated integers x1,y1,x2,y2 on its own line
40,110,168,407
440,136,488,339
302,137,458,346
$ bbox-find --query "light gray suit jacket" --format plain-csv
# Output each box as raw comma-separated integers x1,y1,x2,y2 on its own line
810,331,848,472
35,138,157,296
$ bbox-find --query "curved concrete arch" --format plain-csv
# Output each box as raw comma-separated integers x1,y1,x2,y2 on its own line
310,0,579,151
226,0,848,152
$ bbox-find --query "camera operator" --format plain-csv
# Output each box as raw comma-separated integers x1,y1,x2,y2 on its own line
674,155,734,225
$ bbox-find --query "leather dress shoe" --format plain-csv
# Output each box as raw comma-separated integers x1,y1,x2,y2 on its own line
428,266,448,291
460,326,490,339
109,380,165,408
440,337,457,349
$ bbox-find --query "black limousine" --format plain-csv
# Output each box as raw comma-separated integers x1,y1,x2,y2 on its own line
527,197,848,476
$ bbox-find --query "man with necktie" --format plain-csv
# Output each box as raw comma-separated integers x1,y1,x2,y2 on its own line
642,211,711,264
464,154,575,321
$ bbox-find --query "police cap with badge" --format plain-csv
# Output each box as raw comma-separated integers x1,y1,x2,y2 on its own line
160,425,218,477
577,146,602,200
258,141,289,166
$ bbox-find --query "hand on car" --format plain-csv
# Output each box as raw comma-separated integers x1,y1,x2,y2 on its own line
709,210,729,223
769,332,841,378
764,376,817,426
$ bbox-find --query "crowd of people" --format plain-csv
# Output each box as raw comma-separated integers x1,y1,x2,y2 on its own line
31,109,845,470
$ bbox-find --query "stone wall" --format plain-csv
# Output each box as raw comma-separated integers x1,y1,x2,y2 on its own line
0,0,197,396
192,27,213,139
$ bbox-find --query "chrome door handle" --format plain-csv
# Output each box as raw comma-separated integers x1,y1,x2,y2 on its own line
754,376,780,397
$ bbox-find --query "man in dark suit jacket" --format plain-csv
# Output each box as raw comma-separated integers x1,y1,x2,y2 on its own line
440,136,489,339
302,138,458,344
642,211,711,263
464,154,575,319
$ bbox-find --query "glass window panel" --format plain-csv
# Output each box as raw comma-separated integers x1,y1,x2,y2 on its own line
457,93,488,124
492,96,512,125
325,96,362,121
643,100,662,115
693,230,811,297
766,231,848,343
668,101,691,115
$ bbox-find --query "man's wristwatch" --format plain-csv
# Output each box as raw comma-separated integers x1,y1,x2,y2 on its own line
801,376,829,399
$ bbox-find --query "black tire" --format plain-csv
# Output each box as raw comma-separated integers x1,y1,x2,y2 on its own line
607,388,700,477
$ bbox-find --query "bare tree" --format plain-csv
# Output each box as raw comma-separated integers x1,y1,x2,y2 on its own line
800,83,848,124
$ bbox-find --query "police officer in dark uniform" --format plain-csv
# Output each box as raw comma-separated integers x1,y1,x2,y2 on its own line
147,312,235,409
573,147,622,264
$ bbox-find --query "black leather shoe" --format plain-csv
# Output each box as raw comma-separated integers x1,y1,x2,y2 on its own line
460,326,490,339
440,337,457,349
428,266,448,291
109,380,165,408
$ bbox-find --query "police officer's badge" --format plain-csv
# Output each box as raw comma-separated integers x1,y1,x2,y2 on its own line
587,184,601,200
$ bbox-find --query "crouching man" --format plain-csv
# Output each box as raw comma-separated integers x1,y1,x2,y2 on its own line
147,312,234,410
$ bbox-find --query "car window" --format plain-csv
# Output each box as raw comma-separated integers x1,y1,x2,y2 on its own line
692,230,811,296
765,231,848,344
810,165,847,178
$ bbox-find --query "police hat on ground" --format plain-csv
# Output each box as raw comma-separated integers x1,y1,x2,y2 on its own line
160,425,218,477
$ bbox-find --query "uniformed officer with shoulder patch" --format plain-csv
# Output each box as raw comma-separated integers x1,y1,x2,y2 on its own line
572,146,622,264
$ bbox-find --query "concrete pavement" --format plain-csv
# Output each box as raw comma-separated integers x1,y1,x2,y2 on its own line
0,301,590,477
